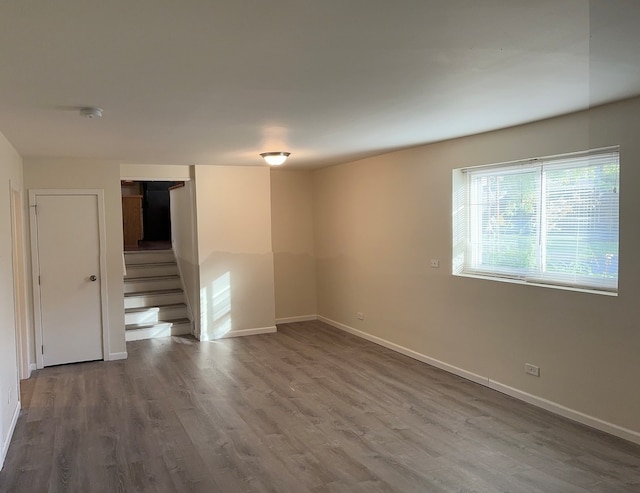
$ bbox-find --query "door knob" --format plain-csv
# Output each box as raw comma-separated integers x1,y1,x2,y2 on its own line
89,275,97,282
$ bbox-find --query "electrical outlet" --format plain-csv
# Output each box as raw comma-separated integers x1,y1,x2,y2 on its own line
356,312,364,320
430,259,440,268
525,363,540,377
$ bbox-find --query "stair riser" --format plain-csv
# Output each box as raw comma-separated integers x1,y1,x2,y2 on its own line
125,307,160,325
124,278,182,293
125,305,188,325
124,251,175,264
125,293,185,309
125,322,192,342
125,264,178,278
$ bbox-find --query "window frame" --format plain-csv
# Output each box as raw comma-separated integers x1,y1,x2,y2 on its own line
452,147,620,296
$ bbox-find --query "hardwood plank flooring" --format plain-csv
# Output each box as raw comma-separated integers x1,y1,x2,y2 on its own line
1,320,639,492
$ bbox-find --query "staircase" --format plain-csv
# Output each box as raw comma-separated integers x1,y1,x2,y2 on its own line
124,249,192,341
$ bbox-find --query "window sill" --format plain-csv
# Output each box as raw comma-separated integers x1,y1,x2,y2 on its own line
453,272,618,297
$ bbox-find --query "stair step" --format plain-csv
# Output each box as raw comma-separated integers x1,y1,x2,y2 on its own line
124,275,181,293
126,317,190,331
125,318,192,342
125,303,188,325
124,250,175,265
125,262,178,278
124,289,185,309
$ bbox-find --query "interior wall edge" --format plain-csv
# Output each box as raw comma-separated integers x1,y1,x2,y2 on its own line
0,401,20,471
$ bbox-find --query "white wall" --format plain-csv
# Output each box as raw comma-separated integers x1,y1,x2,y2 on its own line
313,97,640,441
194,165,276,339
271,170,317,321
170,177,199,333
0,132,23,469
120,164,191,181
23,159,126,360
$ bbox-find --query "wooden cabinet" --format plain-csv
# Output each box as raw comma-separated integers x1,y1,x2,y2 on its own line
122,195,143,248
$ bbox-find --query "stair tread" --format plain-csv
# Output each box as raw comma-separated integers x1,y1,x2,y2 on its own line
126,318,192,331
124,288,183,297
124,275,180,282
125,303,187,313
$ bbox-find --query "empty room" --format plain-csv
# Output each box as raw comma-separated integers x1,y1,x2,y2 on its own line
1,1,639,492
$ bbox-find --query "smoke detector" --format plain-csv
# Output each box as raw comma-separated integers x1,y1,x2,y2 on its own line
80,107,103,119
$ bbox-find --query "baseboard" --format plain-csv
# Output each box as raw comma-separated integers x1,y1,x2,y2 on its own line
318,315,640,446
28,363,36,377
108,352,128,361
275,315,318,324
487,380,640,445
1,400,20,470
203,326,277,340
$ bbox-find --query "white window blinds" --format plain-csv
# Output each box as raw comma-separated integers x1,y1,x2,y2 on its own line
453,149,619,293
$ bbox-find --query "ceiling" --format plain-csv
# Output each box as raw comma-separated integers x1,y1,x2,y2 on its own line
1,0,639,169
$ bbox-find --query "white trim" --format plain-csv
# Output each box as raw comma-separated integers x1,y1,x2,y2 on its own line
1,400,20,470
487,380,640,445
276,315,318,324
28,364,36,377
201,326,277,341
108,352,128,361
29,189,110,368
318,316,487,386
318,316,640,446
9,181,30,381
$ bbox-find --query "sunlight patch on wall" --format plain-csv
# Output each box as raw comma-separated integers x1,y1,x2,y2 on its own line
199,272,232,340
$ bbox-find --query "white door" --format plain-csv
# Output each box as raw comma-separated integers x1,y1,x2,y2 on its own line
32,193,104,366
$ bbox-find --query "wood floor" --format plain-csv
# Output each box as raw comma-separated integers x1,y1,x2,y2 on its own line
1,321,639,493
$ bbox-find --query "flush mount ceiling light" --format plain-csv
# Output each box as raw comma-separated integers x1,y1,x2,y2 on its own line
260,152,290,166
80,106,103,119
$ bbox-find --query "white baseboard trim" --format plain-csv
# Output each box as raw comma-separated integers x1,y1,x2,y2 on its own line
1,400,20,470
275,315,318,324
487,380,640,445
108,352,128,361
318,316,488,386
318,315,640,446
28,363,36,377
203,326,278,341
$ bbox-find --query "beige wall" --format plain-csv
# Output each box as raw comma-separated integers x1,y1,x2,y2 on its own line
194,165,275,338
170,177,199,332
271,170,317,320
313,97,640,437
0,132,23,467
23,159,126,359
120,164,191,181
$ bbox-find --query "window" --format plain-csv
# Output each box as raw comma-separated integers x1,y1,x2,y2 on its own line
452,148,619,294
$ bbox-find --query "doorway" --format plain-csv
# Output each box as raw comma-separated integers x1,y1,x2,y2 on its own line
10,183,28,380
121,180,181,250
29,190,110,368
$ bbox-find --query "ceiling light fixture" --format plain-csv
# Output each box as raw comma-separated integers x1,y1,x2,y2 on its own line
80,107,103,119
260,151,290,166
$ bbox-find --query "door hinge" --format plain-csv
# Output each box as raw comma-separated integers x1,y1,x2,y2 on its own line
38,275,41,285
41,345,44,355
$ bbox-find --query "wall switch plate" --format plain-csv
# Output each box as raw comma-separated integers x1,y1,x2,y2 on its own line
525,363,540,377
430,259,440,268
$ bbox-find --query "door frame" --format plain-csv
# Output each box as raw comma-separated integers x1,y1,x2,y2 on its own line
10,181,29,380
29,189,111,369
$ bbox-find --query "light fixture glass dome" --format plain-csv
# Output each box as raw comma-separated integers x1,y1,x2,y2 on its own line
260,152,290,166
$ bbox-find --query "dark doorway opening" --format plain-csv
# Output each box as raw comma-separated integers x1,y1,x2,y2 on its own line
121,180,183,251
142,181,173,242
